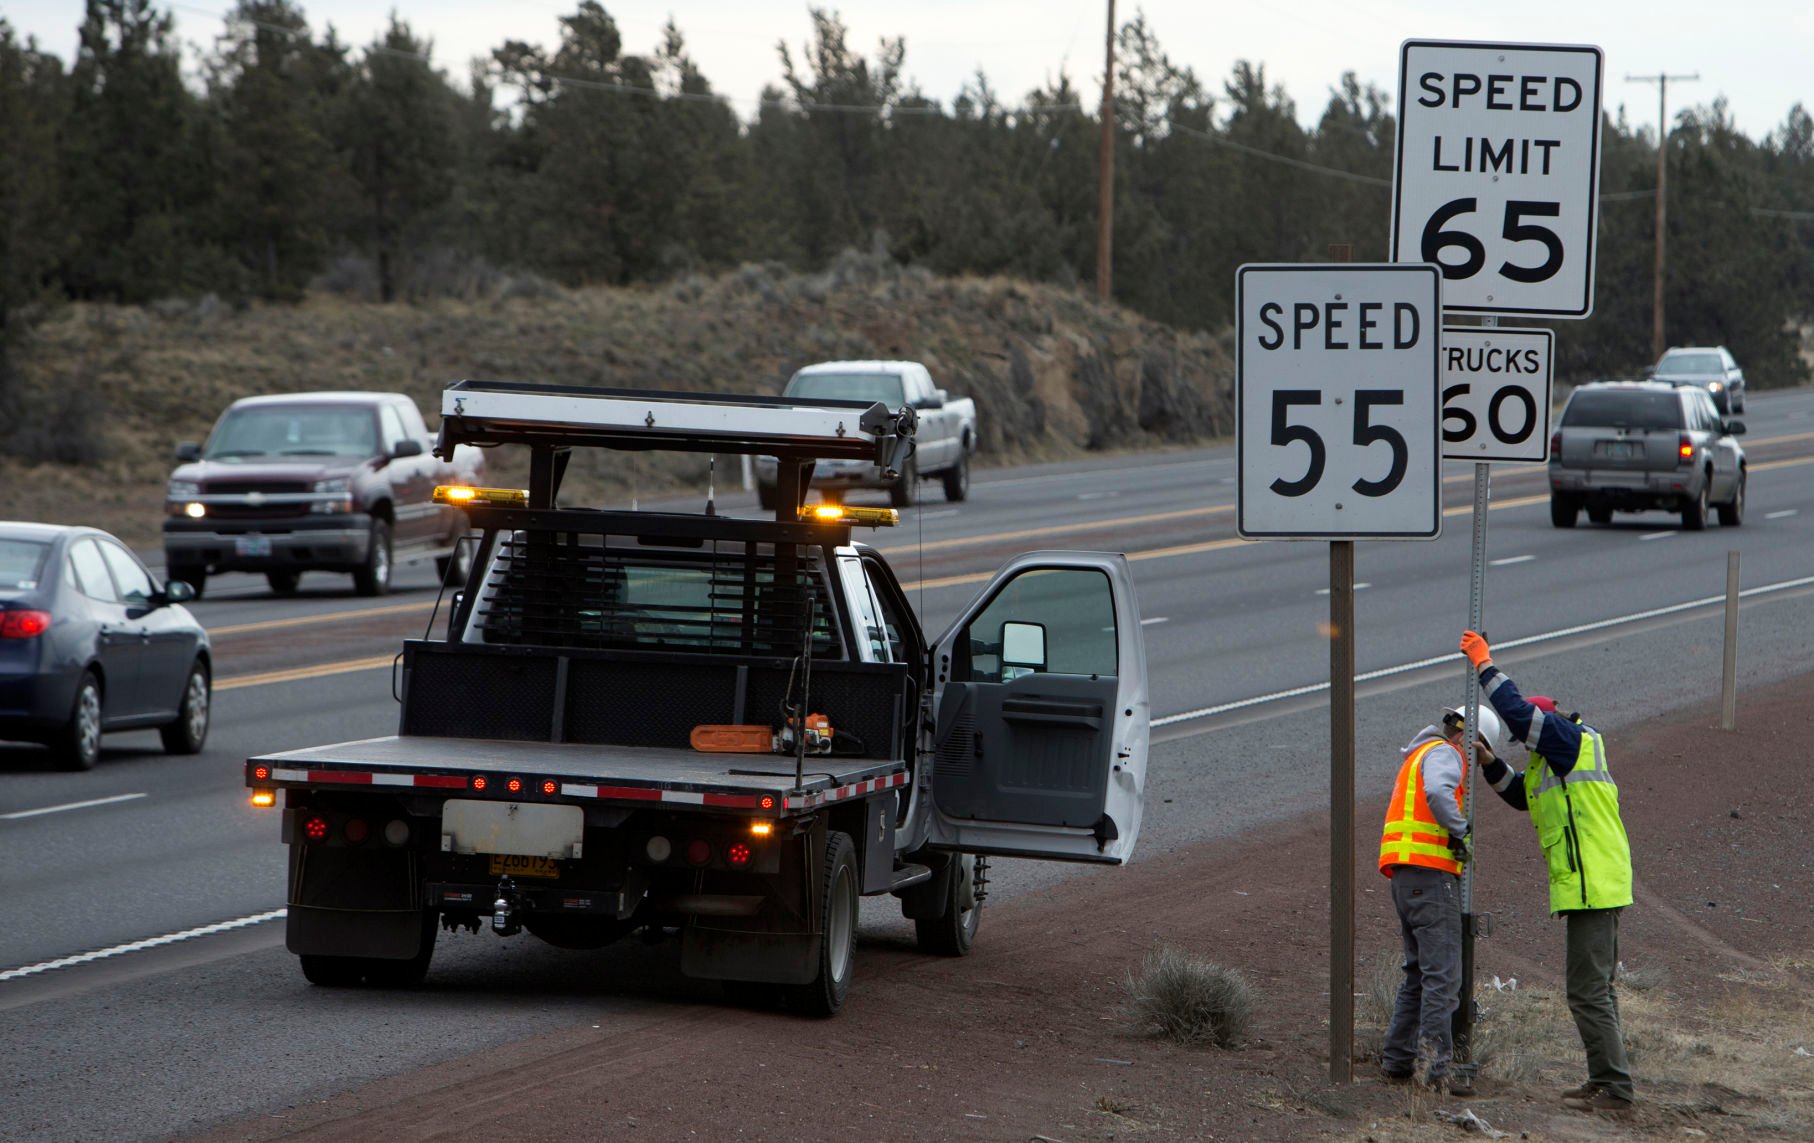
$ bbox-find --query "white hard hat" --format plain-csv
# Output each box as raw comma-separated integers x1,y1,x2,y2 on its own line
1443,705,1506,755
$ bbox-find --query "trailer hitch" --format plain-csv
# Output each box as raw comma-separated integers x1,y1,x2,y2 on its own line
492,876,525,937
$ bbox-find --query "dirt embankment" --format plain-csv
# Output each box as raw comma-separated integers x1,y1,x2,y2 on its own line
8,252,1235,547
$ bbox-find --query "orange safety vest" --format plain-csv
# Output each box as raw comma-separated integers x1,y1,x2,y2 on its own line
1378,739,1466,877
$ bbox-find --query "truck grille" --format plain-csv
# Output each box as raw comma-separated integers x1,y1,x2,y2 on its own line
205,481,313,495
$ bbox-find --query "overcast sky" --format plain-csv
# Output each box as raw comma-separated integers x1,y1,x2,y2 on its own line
8,1,1810,140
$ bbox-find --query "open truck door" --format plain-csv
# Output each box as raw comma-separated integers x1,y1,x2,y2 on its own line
926,551,1148,864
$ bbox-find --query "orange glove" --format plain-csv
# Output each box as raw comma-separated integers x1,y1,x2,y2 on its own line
1460,630,1492,669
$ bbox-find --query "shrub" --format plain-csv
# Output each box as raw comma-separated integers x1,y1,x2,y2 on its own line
1123,944,1256,1048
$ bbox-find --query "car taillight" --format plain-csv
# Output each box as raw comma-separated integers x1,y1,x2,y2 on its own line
1548,432,1561,461
0,610,51,638
1678,434,1695,465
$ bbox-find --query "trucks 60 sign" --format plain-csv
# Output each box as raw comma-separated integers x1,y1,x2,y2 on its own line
1236,264,1442,540
1391,40,1603,318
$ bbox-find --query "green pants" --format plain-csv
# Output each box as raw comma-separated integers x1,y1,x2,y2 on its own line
1565,907,1633,1100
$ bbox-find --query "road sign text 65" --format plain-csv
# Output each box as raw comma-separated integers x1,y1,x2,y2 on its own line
1424,197,1563,283
1269,390,1408,498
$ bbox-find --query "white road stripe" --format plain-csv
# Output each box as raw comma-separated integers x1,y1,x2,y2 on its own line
1766,509,1798,519
1154,572,1814,728
0,909,286,982
1077,492,1120,501
1314,583,1372,595
1,793,147,821
1489,555,1536,567
1640,531,1676,541
1141,617,1168,626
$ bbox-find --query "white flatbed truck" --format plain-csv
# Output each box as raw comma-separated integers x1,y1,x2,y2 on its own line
246,380,1150,1014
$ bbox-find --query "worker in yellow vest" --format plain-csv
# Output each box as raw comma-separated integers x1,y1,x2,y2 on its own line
1377,703,1501,1091
1462,630,1635,1116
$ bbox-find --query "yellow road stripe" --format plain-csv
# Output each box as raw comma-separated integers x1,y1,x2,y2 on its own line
216,655,395,691
210,600,436,637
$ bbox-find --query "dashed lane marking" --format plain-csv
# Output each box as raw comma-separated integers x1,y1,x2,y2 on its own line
1,793,147,820
0,910,286,982
1489,555,1536,566
1640,531,1676,541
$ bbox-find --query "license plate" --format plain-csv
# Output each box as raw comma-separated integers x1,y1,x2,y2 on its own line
1594,441,1637,460
489,854,560,880
235,536,273,557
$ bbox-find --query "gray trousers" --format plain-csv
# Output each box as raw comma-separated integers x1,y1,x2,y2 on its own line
1381,864,1462,1078
1565,907,1633,1100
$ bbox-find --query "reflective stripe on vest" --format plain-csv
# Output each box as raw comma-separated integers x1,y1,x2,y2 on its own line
1379,739,1464,876
1524,729,1634,911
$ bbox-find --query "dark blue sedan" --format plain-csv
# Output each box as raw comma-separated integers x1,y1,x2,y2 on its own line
0,522,211,770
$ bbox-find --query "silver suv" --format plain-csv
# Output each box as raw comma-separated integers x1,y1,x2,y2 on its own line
1653,345,1746,415
1548,381,1746,530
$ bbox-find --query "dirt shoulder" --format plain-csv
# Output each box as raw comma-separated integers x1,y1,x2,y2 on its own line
187,674,1814,1143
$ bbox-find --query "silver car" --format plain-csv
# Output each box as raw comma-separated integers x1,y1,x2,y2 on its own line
1653,345,1746,415
1548,381,1746,530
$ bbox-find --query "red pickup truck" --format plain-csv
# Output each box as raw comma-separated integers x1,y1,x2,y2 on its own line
162,391,484,598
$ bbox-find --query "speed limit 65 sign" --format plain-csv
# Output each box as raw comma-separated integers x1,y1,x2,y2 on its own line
1236,264,1442,540
1391,40,1603,318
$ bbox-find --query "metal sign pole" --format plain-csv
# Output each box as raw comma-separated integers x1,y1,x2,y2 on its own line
1330,538,1357,1084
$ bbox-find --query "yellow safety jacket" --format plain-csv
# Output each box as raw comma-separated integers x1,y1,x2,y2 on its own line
1379,739,1464,876
1525,729,1633,911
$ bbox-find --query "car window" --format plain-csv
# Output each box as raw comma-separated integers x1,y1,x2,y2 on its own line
98,541,155,605
205,405,379,459
379,404,407,452
787,372,908,408
1656,351,1722,377
0,539,49,591
1694,392,1724,429
1561,390,1681,430
68,539,120,603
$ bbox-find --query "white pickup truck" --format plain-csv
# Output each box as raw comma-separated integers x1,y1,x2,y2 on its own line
756,360,978,508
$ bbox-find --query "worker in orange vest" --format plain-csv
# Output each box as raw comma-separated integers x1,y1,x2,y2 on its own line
1377,705,1502,1091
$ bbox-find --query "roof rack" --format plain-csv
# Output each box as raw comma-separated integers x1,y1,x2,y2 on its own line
436,379,915,466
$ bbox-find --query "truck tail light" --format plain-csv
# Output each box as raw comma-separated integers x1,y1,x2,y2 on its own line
250,789,276,808
1677,434,1695,465
727,843,752,867
0,610,51,638
303,816,330,842
685,839,712,866
384,819,411,846
343,818,369,843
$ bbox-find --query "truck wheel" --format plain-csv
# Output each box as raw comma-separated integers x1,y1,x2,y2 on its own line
266,571,300,595
158,659,211,754
1716,470,1746,527
353,519,393,596
788,830,858,1017
55,671,103,771
1549,493,1579,529
299,954,366,987
363,912,438,987
889,457,917,508
914,853,984,956
1681,481,1708,531
941,453,970,503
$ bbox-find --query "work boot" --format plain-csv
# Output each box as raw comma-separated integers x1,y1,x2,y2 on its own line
1379,1067,1415,1085
1559,1081,1599,1099
1562,1085,1634,1115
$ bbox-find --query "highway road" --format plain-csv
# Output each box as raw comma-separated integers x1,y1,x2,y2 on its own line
4,387,1813,1140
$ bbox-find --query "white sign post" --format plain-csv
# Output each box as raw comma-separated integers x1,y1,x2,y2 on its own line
1441,326,1554,462
1392,40,1604,318
1236,263,1443,540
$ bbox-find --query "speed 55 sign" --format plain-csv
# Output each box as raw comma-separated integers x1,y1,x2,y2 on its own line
1391,40,1603,318
1236,264,1442,540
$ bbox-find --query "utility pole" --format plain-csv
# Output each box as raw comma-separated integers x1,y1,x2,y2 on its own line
1095,0,1116,303
1627,72,1698,361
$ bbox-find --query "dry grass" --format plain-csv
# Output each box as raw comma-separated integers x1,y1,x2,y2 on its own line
1123,943,1257,1049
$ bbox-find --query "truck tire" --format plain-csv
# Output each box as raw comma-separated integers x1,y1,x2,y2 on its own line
299,954,366,987
55,670,103,771
158,659,211,754
266,571,300,595
914,853,984,956
1717,470,1746,527
1549,493,1579,529
1681,480,1708,531
889,456,917,508
788,830,858,1017
941,453,970,503
353,519,393,596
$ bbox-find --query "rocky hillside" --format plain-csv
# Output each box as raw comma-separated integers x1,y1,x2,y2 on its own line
8,251,1236,547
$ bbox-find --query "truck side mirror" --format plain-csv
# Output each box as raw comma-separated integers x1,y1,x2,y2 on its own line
175,442,201,462
916,392,945,410
392,439,425,458
1000,620,1047,681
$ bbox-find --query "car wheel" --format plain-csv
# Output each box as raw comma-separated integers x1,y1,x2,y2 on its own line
159,660,211,754
1681,480,1709,531
353,519,393,596
266,571,300,595
941,453,971,502
434,537,470,587
1586,505,1612,525
1716,470,1746,527
55,671,104,771
1549,493,1579,529
889,456,918,508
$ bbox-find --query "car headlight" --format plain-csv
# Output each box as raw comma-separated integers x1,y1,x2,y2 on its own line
168,480,200,499
312,477,351,494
